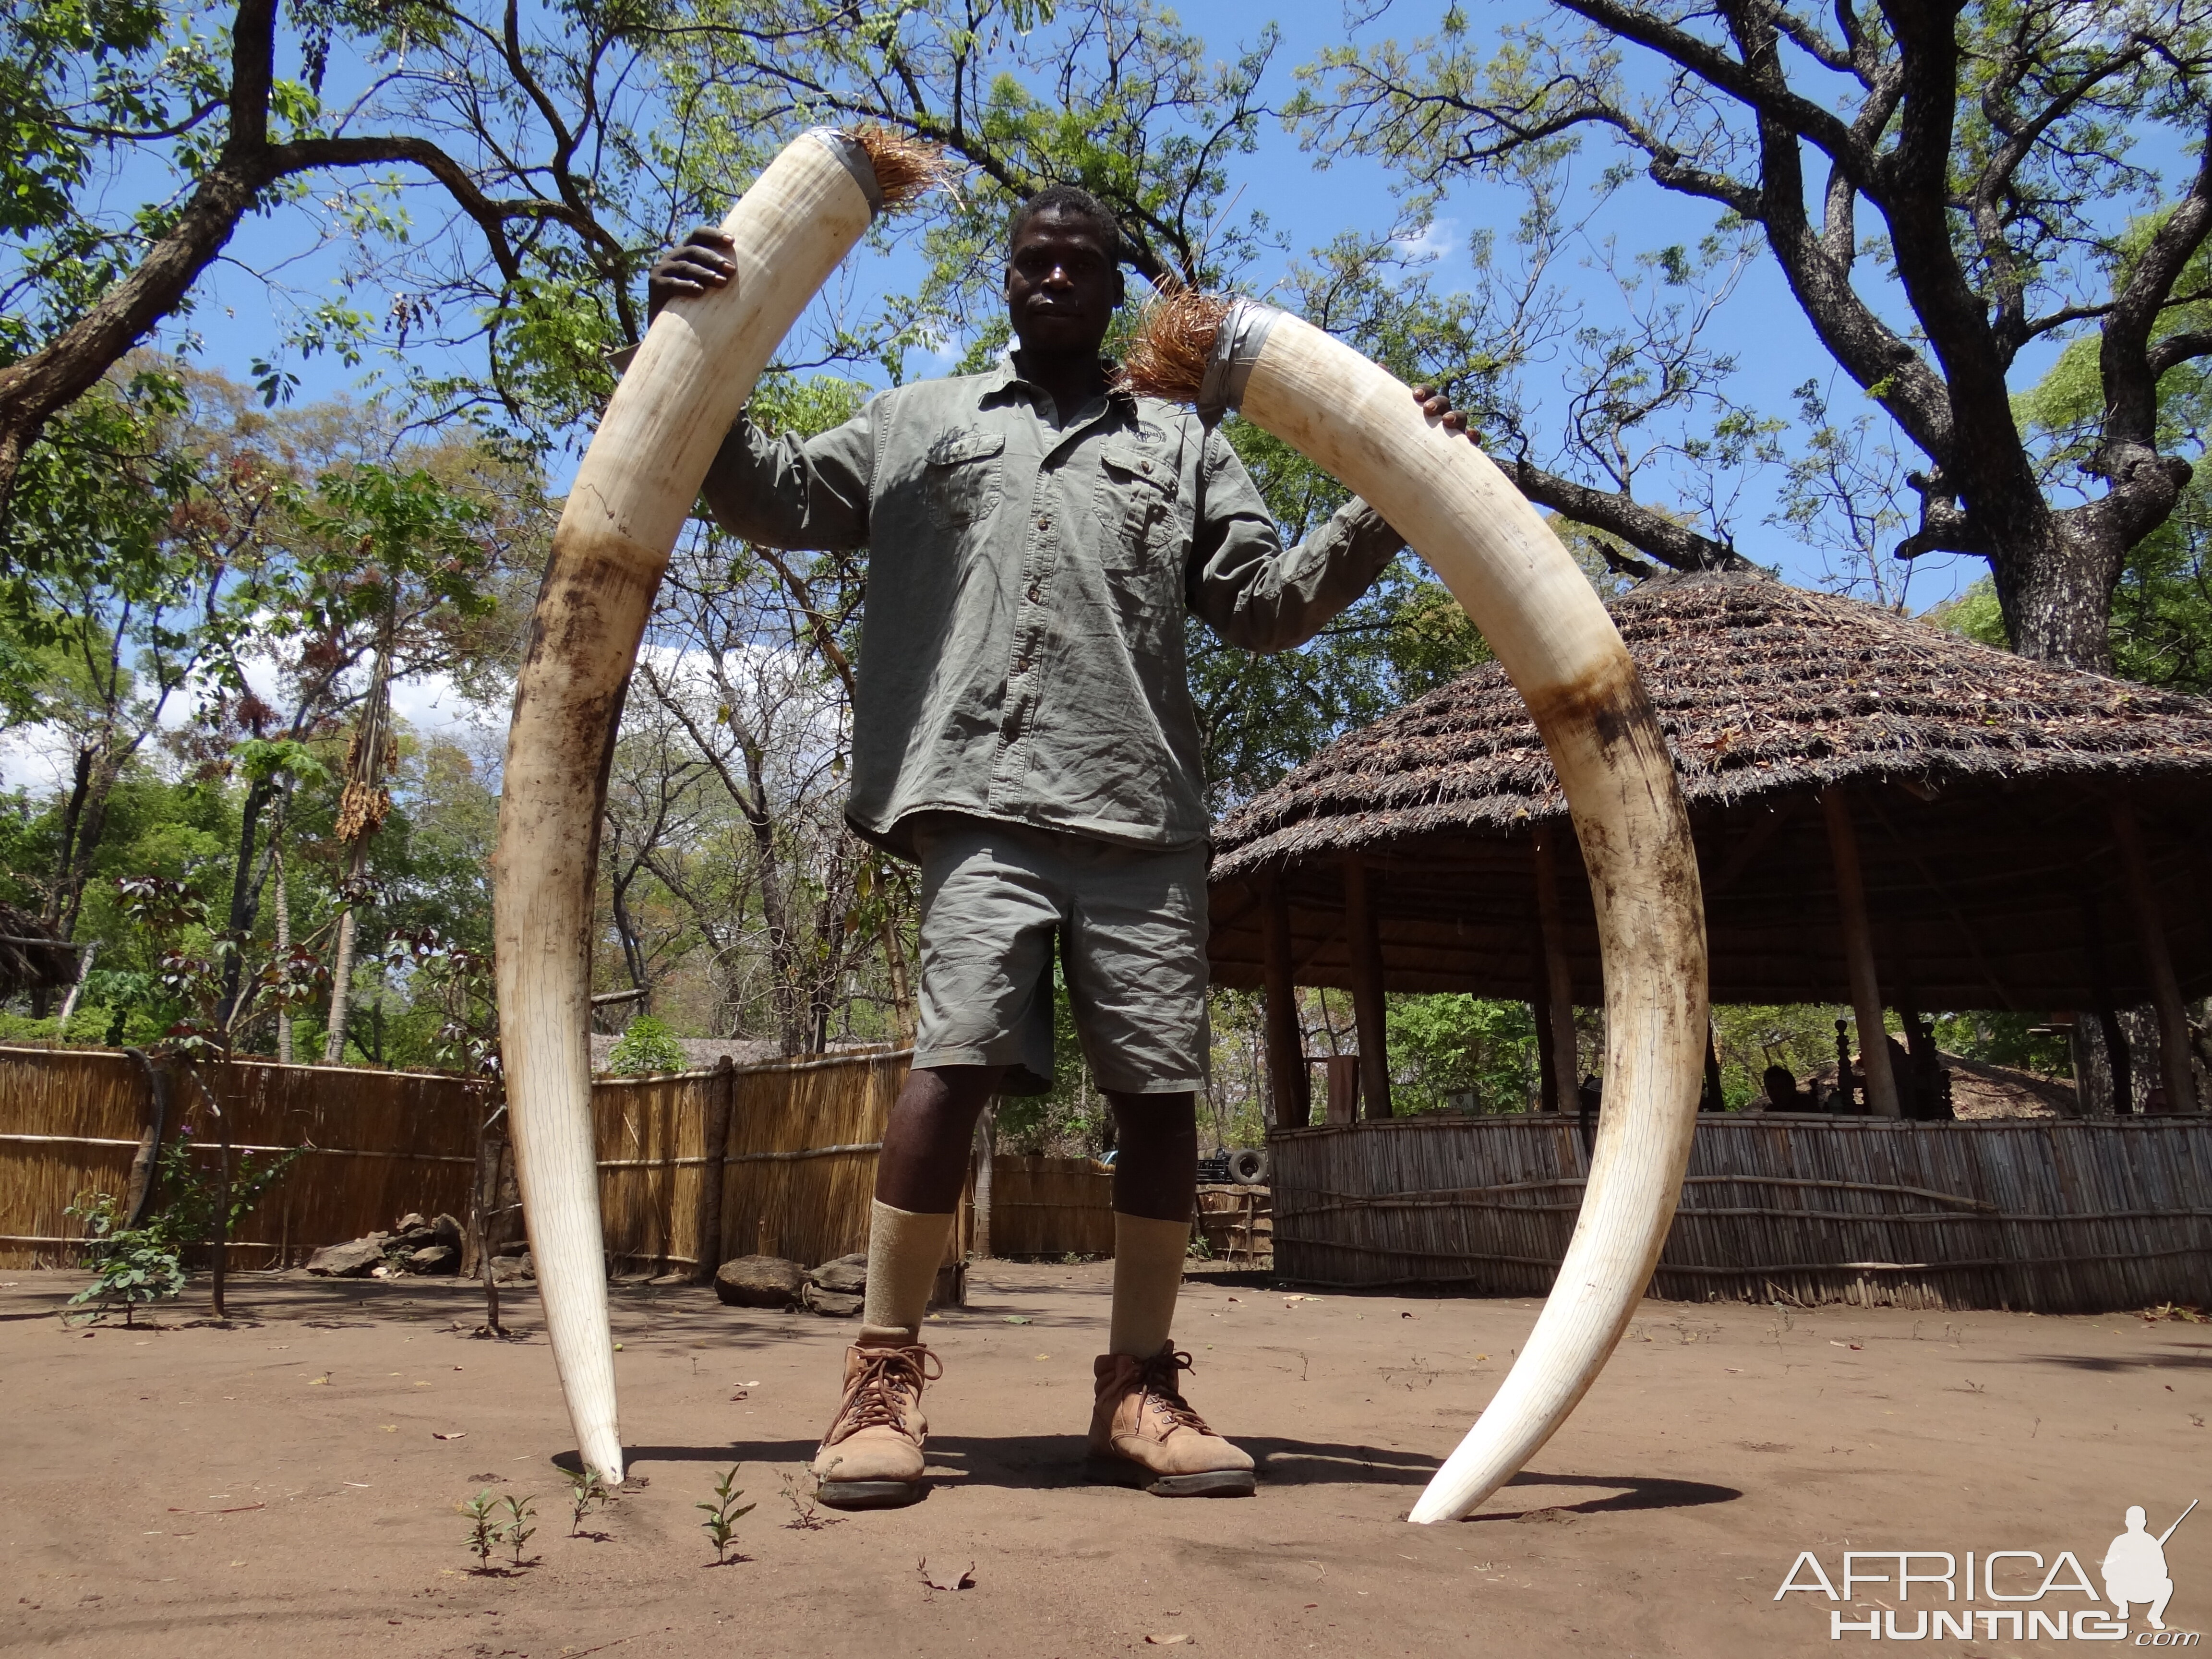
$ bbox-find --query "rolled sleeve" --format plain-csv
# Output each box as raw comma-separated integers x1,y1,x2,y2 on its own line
698,402,878,551
1187,429,1404,651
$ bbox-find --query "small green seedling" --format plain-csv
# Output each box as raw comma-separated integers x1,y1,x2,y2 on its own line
696,1465,755,1565
568,1468,612,1536
779,1467,841,1531
461,1490,502,1570
501,1494,537,1567
504,1504,537,1566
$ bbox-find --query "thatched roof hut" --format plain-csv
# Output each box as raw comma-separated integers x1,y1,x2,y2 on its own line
0,904,79,1001
1207,570,2212,1120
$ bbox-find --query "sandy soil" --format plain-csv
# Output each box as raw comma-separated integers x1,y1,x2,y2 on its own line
5,1261,2207,1657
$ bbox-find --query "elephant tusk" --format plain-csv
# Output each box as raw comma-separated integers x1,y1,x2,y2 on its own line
1127,293,1709,1526
492,127,944,1485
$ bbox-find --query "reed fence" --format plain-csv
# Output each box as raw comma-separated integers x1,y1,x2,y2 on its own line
1271,1112,2212,1313
986,1155,1117,1258
0,1045,479,1270
0,1044,964,1278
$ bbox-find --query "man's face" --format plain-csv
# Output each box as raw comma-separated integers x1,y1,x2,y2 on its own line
1005,208,1122,357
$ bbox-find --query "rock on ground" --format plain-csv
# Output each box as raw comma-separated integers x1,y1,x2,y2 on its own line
808,1259,867,1295
714,1254,806,1309
303,1237,386,1278
404,1245,459,1275
805,1287,863,1317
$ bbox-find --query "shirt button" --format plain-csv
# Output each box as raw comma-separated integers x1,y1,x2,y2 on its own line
1026,582,1042,602
1037,516,1051,531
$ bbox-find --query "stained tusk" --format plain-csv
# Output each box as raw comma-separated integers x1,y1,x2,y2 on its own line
492,127,945,1485
1128,296,1707,1525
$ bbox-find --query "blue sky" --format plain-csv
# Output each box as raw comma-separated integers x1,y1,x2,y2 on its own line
151,0,2073,612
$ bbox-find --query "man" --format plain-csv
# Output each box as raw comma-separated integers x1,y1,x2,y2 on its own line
649,183,1465,1508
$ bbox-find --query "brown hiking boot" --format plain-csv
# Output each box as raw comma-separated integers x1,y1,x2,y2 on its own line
1087,1343,1256,1497
811,1327,942,1509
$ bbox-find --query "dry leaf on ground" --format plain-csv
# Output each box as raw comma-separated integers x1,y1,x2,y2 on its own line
918,1558,975,1592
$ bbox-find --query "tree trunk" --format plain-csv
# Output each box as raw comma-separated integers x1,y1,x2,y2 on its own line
212,772,274,1035
1990,520,2126,672
971,1105,996,1259
878,904,915,1046
322,644,393,1063
272,839,292,1064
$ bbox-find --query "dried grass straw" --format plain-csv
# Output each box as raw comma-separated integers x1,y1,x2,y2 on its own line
1119,289,1234,402
847,126,954,209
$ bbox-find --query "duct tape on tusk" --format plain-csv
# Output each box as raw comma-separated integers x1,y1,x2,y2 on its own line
806,128,885,217
1196,299,1282,428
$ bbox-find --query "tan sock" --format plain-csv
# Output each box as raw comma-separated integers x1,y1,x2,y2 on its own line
861,1199,955,1344
1109,1212,1190,1358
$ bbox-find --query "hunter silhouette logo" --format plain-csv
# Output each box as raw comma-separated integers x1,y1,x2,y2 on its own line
2106,1502,2196,1632
1776,1499,2200,1642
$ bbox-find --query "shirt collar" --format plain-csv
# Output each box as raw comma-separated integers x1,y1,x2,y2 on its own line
982,353,1134,421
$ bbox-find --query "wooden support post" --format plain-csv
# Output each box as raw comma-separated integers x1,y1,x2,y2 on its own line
1701,1024,1725,1112
1343,853,1393,1119
2113,802,2200,1112
692,1055,734,1283
1820,787,1901,1118
2080,890,2134,1114
1261,878,1311,1129
1530,927,1559,1114
1531,825,1582,1115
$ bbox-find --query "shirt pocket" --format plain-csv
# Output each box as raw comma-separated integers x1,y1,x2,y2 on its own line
1093,441,1181,568
925,428,1005,528
1091,441,1184,638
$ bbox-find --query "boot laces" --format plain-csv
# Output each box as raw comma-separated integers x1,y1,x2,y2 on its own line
844,1345,940,1433
1135,1346,1212,1436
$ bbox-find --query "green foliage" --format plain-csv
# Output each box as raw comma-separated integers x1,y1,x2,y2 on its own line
606,1015,685,1077
1384,994,1539,1114
61,1190,184,1325
1931,1011,2072,1079
142,1130,301,1252
697,1465,755,1565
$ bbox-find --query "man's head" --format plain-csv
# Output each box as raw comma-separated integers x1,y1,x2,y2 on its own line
1005,185,1124,360
2128,1506,2149,1530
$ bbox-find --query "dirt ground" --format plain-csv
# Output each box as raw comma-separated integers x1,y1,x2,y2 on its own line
5,1260,2207,1658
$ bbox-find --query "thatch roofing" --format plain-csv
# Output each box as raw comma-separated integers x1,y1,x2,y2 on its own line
1207,570,2212,1009
0,905,79,1000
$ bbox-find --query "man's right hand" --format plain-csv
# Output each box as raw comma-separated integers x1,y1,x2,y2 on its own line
646,227,737,322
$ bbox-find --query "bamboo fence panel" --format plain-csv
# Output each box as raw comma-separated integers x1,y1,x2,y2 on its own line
716,1050,926,1271
592,1067,717,1273
988,1156,1117,1258
4,1046,958,1278
0,1046,480,1269
1271,1113,2212,1313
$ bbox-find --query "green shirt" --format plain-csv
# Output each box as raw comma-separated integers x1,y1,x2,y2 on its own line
702,359,1402,858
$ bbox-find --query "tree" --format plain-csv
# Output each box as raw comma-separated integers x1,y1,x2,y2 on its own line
0,0,801,521
1296,2,2212,668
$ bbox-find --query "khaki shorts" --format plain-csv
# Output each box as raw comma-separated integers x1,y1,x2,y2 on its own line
909,815,1208,1095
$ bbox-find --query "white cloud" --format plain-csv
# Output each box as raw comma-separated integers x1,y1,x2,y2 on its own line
1393,218,1460,262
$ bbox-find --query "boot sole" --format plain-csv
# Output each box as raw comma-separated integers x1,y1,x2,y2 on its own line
1085,1456,1256,1498
815,1478,925,1510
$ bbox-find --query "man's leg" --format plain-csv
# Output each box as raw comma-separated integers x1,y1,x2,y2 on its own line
868,1063,998,1337
1063,839,1254,1496
1105,1089,1197,1360
813,818,1060,1510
